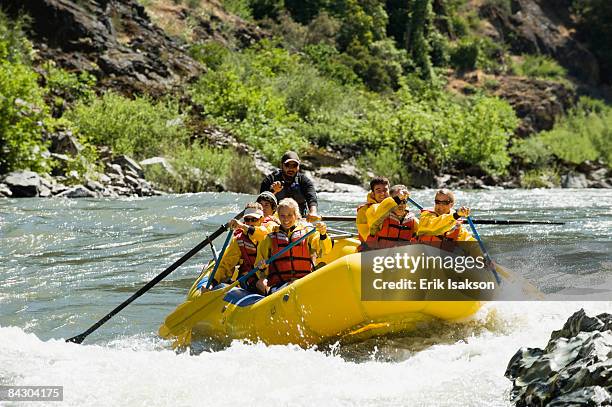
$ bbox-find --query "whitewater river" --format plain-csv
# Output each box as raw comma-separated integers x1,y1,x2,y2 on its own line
1,189,610,406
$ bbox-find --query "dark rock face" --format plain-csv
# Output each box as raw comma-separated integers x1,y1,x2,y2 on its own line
3,0,201,95
505,309,612,406
481,0,600,84
492,76,576,137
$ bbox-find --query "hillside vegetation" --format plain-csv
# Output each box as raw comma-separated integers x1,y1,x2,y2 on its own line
1,0,611,192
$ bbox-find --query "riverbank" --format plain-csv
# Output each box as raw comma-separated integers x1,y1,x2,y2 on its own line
1,1,610,198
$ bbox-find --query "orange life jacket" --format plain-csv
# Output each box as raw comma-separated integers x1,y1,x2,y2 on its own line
234,229,258,288
417,210,462,251
267,228,314,287
365,213,417,250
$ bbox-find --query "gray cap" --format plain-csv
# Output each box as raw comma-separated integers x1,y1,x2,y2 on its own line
281,151,300,165
257,191,278,208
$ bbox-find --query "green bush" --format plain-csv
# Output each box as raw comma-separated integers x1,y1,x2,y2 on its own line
66,92,189,159
520,168,560,188
450,37,479,71
535,97,611,165
144,143,260,193
511,54,567,80
189,41,230,70
509,136,553,168
0,12,51,173
357,147,411,186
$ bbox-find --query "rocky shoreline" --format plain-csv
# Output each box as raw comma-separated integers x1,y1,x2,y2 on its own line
505,309,612,406
0,125,610,199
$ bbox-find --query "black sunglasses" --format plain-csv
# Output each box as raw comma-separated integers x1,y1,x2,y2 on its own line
243,217,259,222
435,199,452,205
284,162,299,168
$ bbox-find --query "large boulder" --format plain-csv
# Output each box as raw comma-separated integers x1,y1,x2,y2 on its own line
2,0,201,95
316,164,362,185
140,157,176,178
505,309,612,406
2,171,43,197
561,172,589,188
112,155,144,178
56,185,98,198
49,131,84,156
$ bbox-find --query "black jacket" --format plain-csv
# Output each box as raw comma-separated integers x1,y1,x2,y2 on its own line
260,169,318,215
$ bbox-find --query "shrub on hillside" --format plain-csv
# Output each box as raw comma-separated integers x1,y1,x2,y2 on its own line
0,12,51,173
511,54,567,80
66,92,189,159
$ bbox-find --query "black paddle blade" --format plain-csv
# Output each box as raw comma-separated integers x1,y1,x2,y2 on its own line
66,334,85,344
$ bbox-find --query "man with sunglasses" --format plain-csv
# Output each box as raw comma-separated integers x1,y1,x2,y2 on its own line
363,184,419,250
200,203,269,293
260,151,320,223
417,189,475,244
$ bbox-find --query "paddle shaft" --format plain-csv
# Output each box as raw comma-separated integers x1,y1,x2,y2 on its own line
203,229,234,289
322,215,563,225
467,216,501,284
66,209,246,344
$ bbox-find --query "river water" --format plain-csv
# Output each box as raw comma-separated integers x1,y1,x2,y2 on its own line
0,189,610,406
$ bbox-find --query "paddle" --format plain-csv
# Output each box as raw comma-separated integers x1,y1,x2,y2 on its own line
466,215,501,284
66,209,246,344
159,227,318,339
197,229,234,290
322,215,564,225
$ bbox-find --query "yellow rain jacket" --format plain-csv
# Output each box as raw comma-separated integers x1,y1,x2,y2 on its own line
417,209,475,241
356,191,379,241
213,222,275,283
255,223,332,280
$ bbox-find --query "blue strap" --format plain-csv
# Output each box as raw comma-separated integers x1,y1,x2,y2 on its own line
197,228,233,290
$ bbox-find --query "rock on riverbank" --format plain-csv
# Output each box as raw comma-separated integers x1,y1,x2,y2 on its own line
505,309,612,406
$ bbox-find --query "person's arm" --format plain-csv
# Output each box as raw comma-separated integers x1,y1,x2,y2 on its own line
416,211,457,236
308,223,332,257
356,205,369,241
254,236,272,279
250,221,277,243
205,239,240,286
368,197,401,236
457,225,476,241
300,174,318,211
260,173,275,194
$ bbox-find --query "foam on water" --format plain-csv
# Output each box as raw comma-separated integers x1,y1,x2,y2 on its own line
1,301,610,407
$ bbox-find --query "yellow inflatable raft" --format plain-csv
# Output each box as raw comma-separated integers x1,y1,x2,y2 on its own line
159,238,497,348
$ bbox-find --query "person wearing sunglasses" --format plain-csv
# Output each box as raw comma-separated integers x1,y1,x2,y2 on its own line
417,189,475,246
363,184,418,250
254,198,331,295
200,202,269,293
259,151,320,223
356,176,390,244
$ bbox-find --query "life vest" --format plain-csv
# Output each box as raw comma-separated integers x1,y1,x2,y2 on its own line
267,228,314,287
365,213,417,250
263,215,277,223
234,229,258,289
417,210,462,251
